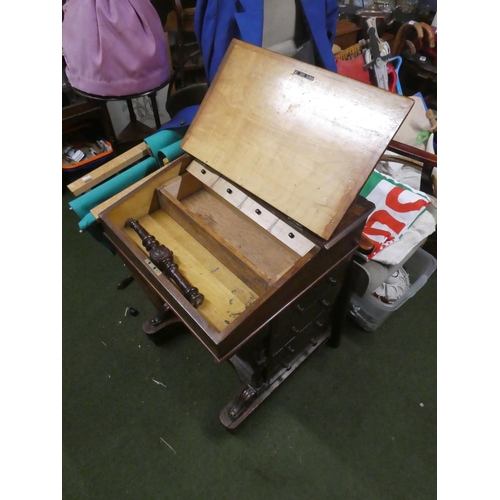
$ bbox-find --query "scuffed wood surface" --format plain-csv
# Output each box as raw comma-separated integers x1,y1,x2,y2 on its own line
182,40,414,240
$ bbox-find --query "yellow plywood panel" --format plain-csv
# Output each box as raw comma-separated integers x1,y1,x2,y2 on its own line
181,40,414,240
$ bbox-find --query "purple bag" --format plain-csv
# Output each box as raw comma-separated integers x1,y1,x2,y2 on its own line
62,0,171,96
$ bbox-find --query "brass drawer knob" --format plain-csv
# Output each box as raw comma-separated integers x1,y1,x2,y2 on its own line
328,276,337,286
291,326,300,334
320,299,330,308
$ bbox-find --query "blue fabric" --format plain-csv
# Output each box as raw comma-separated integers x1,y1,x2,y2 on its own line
69,126,188,240
69,156,159,220
144,128,186,164
78,212,97,231
194,0,339,84
157,105,200,130
157,140,184,164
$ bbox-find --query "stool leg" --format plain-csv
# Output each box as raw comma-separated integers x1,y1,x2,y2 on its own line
126,99,137,122
150,92,161,129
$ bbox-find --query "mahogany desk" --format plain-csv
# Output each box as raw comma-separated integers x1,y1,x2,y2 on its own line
96,40,412,429
100,173,373,428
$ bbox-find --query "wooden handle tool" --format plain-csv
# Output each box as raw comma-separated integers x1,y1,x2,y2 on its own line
126,218,205,308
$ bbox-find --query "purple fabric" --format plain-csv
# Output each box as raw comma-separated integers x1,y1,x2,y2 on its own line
62,0,171,96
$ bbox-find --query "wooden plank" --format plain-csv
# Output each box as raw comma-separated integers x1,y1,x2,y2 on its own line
90,160,180,218
67,142,150,196
187,161,316,256
158,183,299,291
102,155,192,228
159,172,203,201
157,188,271,295
182,40,414,240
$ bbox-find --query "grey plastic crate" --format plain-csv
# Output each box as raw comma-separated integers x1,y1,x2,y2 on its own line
349,247,437,332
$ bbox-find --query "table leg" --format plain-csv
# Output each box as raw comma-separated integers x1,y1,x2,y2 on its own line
327,259,355,348
220,329,329,429
149,91,162,129
143,303,184,345
126,99,137,122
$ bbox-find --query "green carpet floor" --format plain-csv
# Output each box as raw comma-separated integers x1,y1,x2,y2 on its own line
62,189,437,500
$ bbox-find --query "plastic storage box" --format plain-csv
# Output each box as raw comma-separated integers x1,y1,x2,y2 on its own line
62,135,114,186
349,247,437,332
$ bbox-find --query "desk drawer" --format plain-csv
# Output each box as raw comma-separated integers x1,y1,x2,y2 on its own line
269,265,344,356
267,309,330,380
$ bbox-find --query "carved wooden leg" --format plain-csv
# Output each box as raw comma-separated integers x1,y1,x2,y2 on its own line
220,338,269,428
220,328,331,429
249,345,267,389
327,259,355,348
142,303,183,344
227,385,258,420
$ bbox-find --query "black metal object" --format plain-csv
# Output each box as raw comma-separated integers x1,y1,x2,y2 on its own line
117,276,134,290
72,79,169,130
125,307,139,317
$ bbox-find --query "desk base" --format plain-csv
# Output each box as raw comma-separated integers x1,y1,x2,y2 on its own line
142,305,333,429
220,329,331,429
143,303,183,345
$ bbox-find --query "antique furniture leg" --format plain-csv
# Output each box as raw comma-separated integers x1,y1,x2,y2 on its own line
148,91,162,129
327,260,355,349
107,235,185,344
220,327,331,429
221,337,268,429
142,302,183,345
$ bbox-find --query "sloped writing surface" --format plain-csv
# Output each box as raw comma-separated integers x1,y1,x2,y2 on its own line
182,40,414,240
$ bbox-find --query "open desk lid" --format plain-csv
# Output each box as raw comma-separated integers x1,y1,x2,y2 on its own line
181,40,414,240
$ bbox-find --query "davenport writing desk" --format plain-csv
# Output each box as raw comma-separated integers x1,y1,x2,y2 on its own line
98,40,414,428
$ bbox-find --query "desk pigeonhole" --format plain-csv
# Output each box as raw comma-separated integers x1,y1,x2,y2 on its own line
99,40,414,428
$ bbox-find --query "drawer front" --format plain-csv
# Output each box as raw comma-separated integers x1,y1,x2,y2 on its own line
269,264,345,356
267,309,330,380
290,310,330,354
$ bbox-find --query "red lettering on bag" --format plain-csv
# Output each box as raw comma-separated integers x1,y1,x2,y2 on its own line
386,187,428,213
363,209,406,239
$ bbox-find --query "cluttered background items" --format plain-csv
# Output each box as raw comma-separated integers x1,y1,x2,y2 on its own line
335,0,437,105
63,137,112,167
62,130,115,186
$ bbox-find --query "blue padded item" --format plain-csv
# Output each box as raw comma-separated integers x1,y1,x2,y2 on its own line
144,128,186,163
158,106,199,130
69,156,158,219
157,140,184,164
69,125,188,230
